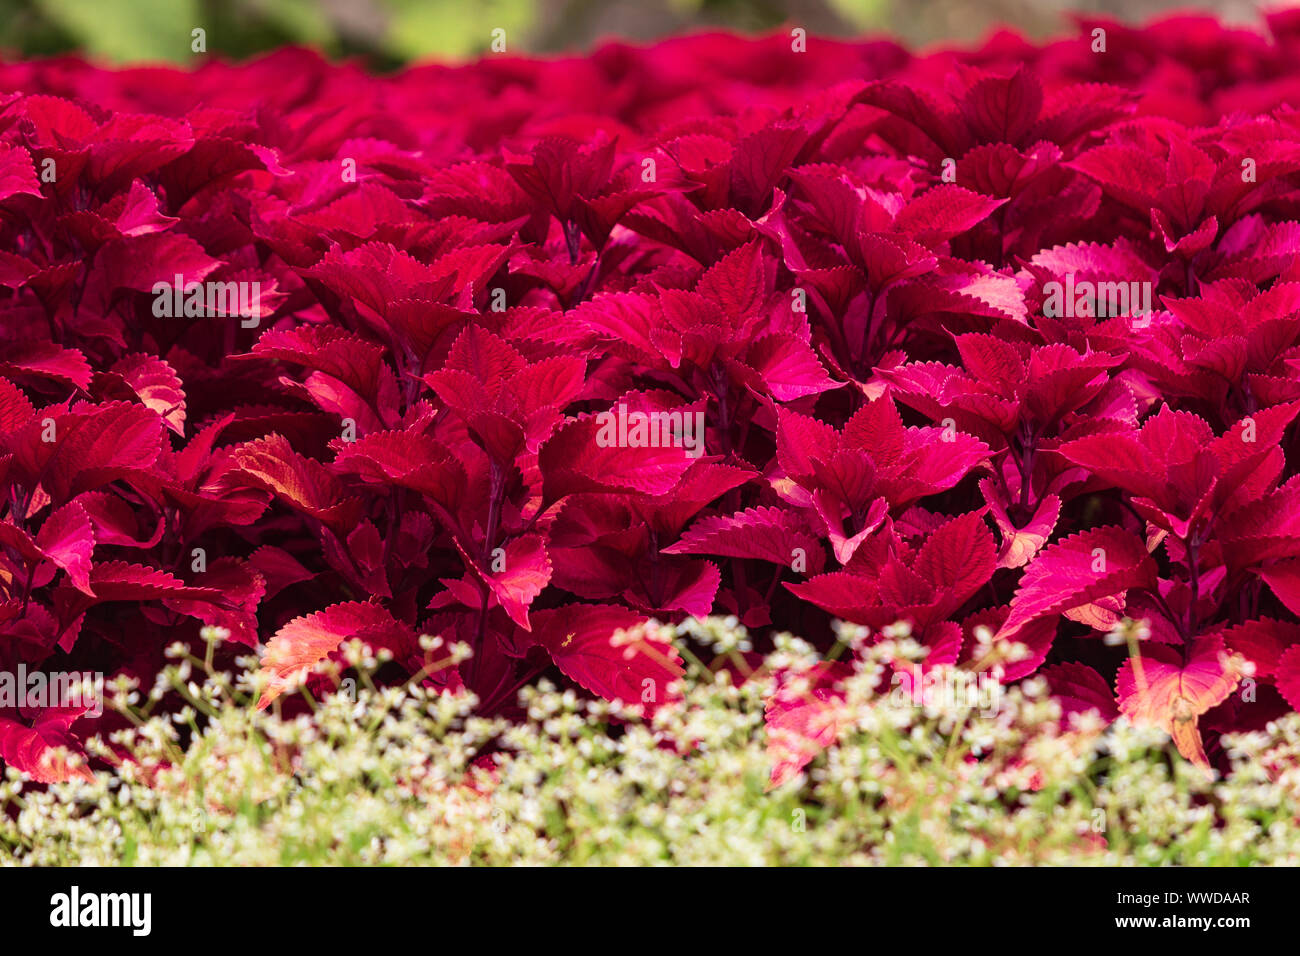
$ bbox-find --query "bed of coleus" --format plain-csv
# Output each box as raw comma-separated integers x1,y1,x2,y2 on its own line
3,13,1300,790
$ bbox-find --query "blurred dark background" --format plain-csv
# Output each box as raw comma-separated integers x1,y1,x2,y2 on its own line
0,0,1279,64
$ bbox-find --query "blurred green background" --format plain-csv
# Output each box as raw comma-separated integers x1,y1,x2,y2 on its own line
0,0,1275,64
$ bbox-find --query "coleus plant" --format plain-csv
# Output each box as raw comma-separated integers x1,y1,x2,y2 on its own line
3,13,1300,787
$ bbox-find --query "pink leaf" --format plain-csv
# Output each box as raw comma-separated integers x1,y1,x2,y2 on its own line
257,601,417,709
999,527,1157,642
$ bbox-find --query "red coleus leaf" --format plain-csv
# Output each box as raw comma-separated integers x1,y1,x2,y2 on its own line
0,142,42,202
1067,144,1167,211
423,326,586,459
1060,403,1300,538
539,400,703,501
54,561,225,648
163,557,265,648
958,66,1044,146
892,185,1007,246
981,479,1060,569
772,398,990,550
0,500,95,594
529,604,683,713
445,534,552,631
999,527,1157,642
256,601,418,709
72,490,164,550
0,376,35,437
0,341,93,392
788,510,995,630
662,505,826,575
12,401,164,504
505,136,616,226
764,661,851,789
636,460,756,535
697,241,774,323
232,434,362,531
1277,646,1300,710
95,353,187,436
1215,617,1300,679
1256,560,1300,617
735,332,841,402
331,428,466,512
914,509,998,610
1042,662,1119,723
33,500,95,594
0,708,94,784
98,232,221,294
247,325,388,408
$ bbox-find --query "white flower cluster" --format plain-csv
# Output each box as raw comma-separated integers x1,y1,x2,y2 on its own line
2,620,1297,865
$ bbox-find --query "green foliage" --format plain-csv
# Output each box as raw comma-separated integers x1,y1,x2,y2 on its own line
36,0,201,62
384,0,534,61
0,0,896,63
3,0,531,64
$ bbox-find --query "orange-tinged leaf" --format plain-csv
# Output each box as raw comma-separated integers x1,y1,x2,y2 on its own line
103,353,187,435
257,601,416,709
233,434,361,530
1116,637,1242,767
